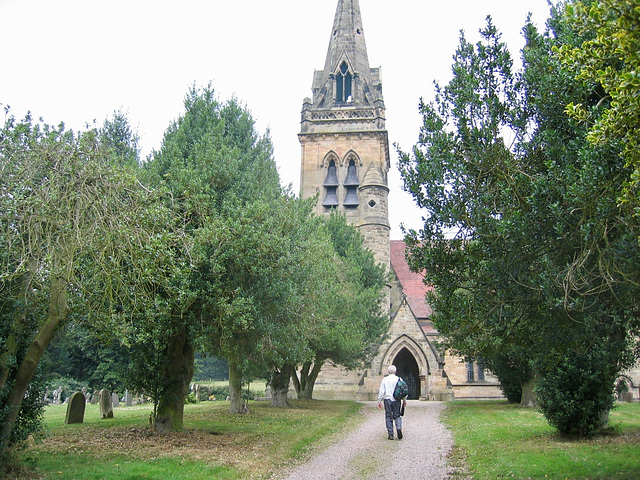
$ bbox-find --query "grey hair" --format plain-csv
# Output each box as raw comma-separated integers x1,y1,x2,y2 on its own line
388,365,396,374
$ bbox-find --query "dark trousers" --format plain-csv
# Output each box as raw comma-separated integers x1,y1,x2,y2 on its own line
383,398,402,436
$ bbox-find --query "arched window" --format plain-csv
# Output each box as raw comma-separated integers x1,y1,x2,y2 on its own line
336,62,352,104
322,160,339,207
343,159,359,207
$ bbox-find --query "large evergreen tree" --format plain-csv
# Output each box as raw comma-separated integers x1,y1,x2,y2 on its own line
399,7,640,435
140,85,283,420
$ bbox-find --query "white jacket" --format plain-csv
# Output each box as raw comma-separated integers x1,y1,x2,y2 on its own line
378,373,400,402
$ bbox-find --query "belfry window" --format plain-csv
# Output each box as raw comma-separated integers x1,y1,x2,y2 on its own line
336,62,352,103
343,159,359,207
322,160,339,207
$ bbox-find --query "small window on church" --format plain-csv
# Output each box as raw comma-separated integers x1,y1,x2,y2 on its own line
466,362,475,383
336,62,352,104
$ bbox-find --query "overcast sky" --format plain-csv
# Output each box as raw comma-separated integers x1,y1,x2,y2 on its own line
0,0,552,239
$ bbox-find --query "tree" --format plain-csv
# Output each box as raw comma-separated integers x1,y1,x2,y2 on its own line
143,84,289,417
290,212,389,400
194,196,339,409
398,10,640,435
193,354,228,381
557,0,640,218
0,111,171,455
44,323,130,393
99,109,141,167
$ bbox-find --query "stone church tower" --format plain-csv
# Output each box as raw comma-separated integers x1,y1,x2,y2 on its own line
299,0,504,401
299,0,390,283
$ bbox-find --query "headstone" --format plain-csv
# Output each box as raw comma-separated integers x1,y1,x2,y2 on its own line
99,389,113,419
195,384,200,402
91,392,99,405
53,387,62,405
112,392,120,408
625,391,634,403
65,391,86,424
124,390,132,407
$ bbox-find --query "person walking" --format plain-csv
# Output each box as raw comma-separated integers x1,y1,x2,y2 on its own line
377,365,406,440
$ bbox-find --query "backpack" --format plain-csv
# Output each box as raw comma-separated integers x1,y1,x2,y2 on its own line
393,377,408,400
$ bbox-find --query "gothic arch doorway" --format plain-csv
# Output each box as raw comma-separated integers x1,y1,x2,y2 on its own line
393,348,420,400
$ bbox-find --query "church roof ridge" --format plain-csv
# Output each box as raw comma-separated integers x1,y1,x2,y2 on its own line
390,240,433,319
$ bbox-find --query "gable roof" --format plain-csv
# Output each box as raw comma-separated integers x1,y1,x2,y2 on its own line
390,240,433,319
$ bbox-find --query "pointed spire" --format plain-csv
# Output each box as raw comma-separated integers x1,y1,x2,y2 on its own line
310,0,383,108
323,0,372,87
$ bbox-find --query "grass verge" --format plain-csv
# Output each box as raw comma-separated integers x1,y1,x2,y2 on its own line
11,399,362,480
443,401,640,480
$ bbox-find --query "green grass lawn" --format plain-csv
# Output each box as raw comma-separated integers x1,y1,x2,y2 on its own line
11,399,640,479
13,399,362,480
443,401,640,480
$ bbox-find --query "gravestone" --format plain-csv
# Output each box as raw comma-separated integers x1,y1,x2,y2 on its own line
625,391,634,403
124,390,132,407
65,391,86,424
53,387,62,405
90,392,99,404
112,392,119,408
195,384,200,402
99,389,113,419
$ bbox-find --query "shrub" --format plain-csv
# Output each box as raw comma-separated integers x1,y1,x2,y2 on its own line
490,354,532,404
536,349,617,437
208,385,230,400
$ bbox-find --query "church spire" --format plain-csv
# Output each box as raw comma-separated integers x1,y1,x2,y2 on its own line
309,0,383,109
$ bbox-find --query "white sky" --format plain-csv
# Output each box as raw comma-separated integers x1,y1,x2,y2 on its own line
0,0,551,239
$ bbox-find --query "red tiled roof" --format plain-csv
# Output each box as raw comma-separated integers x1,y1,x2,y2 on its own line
390,240,433,319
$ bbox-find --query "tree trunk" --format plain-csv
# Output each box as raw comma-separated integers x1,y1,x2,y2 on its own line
598,409,610,432
270,364,293,408
0,277,69,442
154,331,195,431
291,367,302,398
292,361,311,399
228,359,248,414
298,360,323,400
520,375,538,407
1,270,37,393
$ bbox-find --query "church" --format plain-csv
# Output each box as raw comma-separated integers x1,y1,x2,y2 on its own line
297,0,503,401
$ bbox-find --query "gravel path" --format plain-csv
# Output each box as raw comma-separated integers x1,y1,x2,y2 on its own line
280,401,454,480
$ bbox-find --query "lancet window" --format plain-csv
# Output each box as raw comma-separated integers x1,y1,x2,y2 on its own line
343,159,359,207
322,159,340,208
336,62,352,104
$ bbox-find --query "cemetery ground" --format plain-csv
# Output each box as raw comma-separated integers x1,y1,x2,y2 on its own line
7,400,640,479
